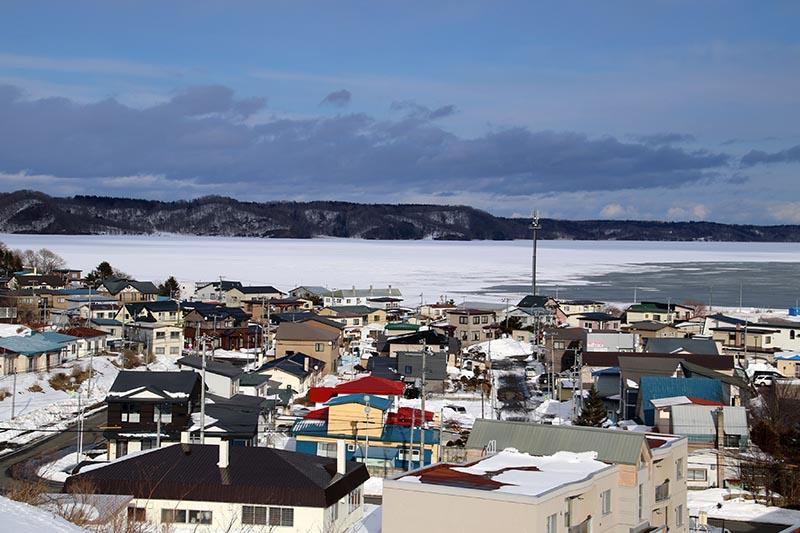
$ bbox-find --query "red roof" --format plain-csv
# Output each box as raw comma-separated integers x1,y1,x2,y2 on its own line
334,376,405,396
304,407,329,421
59,327,110,338
386,407,435,427
309,387,337,404
687,396,725,406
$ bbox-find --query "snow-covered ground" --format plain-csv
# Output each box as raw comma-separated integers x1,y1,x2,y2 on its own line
688,488,800,526
0,495,90,532
0,354,178,455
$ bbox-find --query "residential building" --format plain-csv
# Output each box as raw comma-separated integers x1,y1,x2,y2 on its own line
323,286,403,308
0,332,64,375
776,352,800,378
97,279,159,303
225,285,285,308
465,420,689,533
645,337,720,355
65,443,370,533
116,300,182,326
58,326,111,358
585,331,637,352
192,280,242,302
624,302,694,324
256,352,326,394
124,322,184,358
289,285,329,301
445,308,497,346
383,449,620,533
567,312,621,330
275,321,341,373
396,349,448,393
177,356,243,398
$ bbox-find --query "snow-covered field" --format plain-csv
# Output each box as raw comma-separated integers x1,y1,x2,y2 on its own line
3,234,799,305
688,488,800,526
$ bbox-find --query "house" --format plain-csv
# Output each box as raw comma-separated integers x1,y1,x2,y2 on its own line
543,326,586,374
624,301,694,324
38,330,81,363
0,332,65,375
585,331,637,352
124,322,184,358
567,312,621,330
57,326,111,358
465,420,689,533
289,285,329,301
657,402,748,451
319,306,388,328
190,393,266,447
775,352,800,378
52,268,82,283
376,329,458,360
89,318,124,338
192,279,242,302
97,279,159,303
65,443,370,533
256,352,326,394
293,394,440,473
418,301,457,322
104,371,202,459
244,297,312,320
445,308,497,346
645,337,720,355
709,324,781,358
628,320,683,346
225,285,285,308
383,448,620,533
639,376,724,426
396,349,448,393
323,286,403,308
177,355,244,398
116,300,182,326
275,321,342,373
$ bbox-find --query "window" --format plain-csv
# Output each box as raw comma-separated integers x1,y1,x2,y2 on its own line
688,468,707,482
676,504,684,527
601,489,612,515
242,506,267,525
188,510,213,524
481,316,488,324
459,316,468,324
156,331,166,339
318,442,337,458
326,503,339,526
790,330,796,340
460,331,467,340
121,404,141,423
315,343,324,352
765,336,772,344
128,507,146,522
116,440,128,457
161,509,187,524
724,434,741,448
795,365,800,379
472,332,480,341
546,513,557,533
553,341,565,350
638,483,644,520
655,479,670,502
676,458,684,480
141,438,156,450
348,487,362,514
170,346,180,355
354,318,360,325
155,347,165,355
269,507,294,527
472,316,480,324
653,314,661,321
154,403,172,423
170,331,180,339
405,366,413,373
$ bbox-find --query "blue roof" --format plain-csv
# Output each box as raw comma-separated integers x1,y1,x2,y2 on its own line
776,353,800,361
353,446,399,460
640,377,724,425
39,331,79,344
55,288,101,296
0,334,64,356
592,366,620,376
91,318,123,326
325,394,392,411
381,424,440,444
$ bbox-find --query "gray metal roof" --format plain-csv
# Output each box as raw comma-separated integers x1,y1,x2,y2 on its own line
465,419,650,465
670,405,748,437
646,338,720,355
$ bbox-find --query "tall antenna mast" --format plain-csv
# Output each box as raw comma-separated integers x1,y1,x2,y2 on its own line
530,210,540,296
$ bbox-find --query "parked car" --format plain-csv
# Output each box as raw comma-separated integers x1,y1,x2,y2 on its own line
753,370,783,387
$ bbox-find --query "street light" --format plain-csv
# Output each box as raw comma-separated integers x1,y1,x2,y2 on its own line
69,377,84,462
363,395,371,465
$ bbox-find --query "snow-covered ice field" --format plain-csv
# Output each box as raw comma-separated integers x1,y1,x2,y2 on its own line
3,234,799,305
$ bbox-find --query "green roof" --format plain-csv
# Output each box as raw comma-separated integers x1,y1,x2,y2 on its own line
386,323,420,331
465,419,650,466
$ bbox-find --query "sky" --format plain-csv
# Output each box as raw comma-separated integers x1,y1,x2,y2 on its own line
0,1,799,224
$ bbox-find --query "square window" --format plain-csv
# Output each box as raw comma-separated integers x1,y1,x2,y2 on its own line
128,507,146,522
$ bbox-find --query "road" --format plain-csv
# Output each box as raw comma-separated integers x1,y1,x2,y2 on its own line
0,410,106,494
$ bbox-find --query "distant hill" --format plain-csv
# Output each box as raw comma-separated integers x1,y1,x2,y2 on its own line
1,190,799,242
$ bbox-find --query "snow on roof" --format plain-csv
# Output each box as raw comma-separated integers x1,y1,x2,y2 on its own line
469,337,532,360
396,448,611,498
0,495,91,532
0,324,32,338
650,395,694,409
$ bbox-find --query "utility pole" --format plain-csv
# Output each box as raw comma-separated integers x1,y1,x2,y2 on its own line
530,210,540,296
11,363,17,419
419,344,427,465
408,407,415,471
156,403,162,447
200,337,207,444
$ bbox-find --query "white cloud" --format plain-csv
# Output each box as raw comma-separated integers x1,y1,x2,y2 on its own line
769,202,800,223
692,204,710,219
600,203,625,218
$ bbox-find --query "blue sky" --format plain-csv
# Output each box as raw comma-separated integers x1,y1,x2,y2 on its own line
1,1,799,223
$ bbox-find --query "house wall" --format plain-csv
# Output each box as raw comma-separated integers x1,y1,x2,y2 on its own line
126,493,364,533
327,403,385,438
777,359,800,378
275,339,338,374
383,466,621,533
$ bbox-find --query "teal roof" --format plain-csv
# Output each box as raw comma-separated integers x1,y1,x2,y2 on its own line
39,332,79,344
386,323,420,331
0,334,64,356
466,419,650,466
381,424,439,444
640,377,723,426
325,394,392,411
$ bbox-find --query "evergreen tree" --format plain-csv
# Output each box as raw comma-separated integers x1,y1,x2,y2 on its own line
158,276,181,298
575,385,607,427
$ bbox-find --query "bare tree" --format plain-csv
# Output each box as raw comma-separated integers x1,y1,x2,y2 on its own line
17,248,67,274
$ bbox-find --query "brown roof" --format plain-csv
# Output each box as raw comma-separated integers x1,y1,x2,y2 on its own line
276,322,340,342
584,351,734,372
65,444,369,508
59,327,110,338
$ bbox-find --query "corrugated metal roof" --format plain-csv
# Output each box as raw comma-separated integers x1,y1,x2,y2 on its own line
670,405,748,437
640,377,723,426
465,420,649,465
325,393,392,411
0,334,64,356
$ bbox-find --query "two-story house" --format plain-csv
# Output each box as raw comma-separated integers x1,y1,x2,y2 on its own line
98,279,159,303
445,308,497,346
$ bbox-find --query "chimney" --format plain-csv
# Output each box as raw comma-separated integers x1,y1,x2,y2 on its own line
715,407,725,488
180,431,190,444
337,438,346,475
218,440,230,468
304,356,309,372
